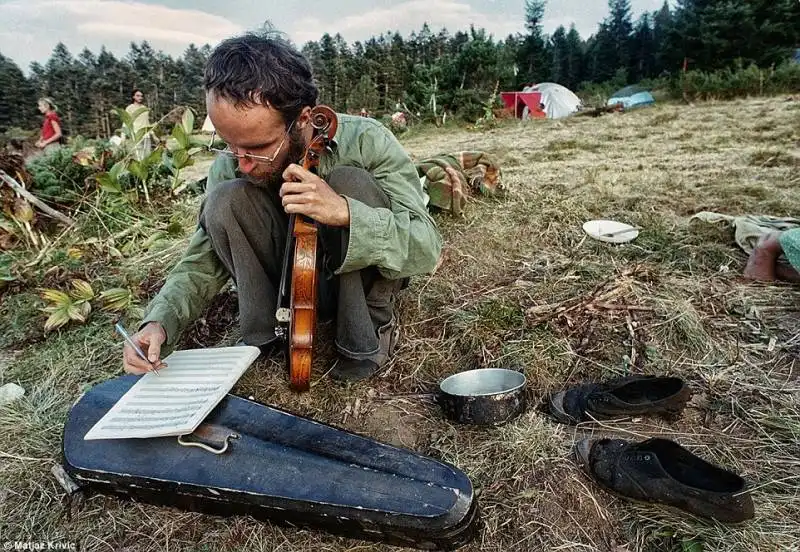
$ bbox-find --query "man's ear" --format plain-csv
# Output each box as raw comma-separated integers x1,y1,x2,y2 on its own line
296,106,313,130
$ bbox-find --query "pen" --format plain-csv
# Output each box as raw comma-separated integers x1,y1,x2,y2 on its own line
115,322,159,375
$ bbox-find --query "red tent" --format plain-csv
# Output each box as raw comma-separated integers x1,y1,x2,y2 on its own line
500,91,546,119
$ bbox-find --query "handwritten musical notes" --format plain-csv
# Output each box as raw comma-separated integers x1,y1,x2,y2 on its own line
84,346,260,440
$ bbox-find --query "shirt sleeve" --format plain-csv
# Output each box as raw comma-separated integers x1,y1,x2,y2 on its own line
779,228,800,272
337,125,442,279
140,156,236,345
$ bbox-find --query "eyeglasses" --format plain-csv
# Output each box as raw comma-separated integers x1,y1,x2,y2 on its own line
207,120,295,165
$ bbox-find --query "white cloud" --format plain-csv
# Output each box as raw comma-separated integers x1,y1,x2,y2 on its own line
57,0,242,40
0,0,242,69
290,0,524,44
78,22,228,45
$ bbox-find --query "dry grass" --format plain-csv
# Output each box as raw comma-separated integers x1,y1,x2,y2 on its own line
2,97,800,551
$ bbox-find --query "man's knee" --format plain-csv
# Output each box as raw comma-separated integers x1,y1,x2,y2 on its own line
327,166,390,209
201,179,254,232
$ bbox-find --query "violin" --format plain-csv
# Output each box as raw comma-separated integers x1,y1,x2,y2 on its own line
276,105,338,392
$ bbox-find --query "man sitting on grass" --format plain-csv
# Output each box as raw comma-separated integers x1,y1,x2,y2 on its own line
121,32,442,382
744,229,800,283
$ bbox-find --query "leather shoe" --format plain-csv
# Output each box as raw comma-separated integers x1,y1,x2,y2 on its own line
575,437,754,523
329,357,381,383
549,375,690,424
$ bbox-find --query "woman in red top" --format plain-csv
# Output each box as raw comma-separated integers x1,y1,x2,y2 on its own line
35,97,63,151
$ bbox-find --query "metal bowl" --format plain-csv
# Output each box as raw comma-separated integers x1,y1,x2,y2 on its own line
438,369,527,426
440,368,526,397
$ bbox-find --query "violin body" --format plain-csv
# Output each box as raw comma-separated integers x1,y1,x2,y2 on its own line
282,105,338,392
288,217,317,391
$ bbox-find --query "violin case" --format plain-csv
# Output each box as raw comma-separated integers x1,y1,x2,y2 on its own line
62,376,479,550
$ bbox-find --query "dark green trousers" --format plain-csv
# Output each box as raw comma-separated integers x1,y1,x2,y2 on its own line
199,167,402,366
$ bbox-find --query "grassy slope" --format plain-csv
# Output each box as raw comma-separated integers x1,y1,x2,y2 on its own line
1,97,799,551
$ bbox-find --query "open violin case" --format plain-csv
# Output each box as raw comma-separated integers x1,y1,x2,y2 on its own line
62,376,479,550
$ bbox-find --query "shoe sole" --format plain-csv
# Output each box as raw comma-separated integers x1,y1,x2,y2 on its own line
549,391,579,424
572,439,751,526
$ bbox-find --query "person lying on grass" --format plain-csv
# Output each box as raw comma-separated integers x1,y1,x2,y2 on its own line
744,228,800,283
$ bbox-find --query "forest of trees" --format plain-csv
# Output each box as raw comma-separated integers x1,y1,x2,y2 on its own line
1,0,798,137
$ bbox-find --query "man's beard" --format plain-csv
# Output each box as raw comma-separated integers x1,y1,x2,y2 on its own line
245,130,307,189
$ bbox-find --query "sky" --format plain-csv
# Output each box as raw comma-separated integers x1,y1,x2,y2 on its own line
0,0,668,71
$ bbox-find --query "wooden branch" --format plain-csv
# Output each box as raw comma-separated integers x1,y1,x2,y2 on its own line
0,170,75,227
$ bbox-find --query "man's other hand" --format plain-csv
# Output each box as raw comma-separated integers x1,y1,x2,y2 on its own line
280,164,350,227
122,322,167,375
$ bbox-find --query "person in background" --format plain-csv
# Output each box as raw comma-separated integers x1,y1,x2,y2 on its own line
35,98,62,152
125,89,152,160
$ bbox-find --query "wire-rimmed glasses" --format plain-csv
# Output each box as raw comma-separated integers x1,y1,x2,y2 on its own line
207,120,295,165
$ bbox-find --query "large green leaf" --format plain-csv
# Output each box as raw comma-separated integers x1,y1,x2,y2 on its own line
67,300,91,323
69,279,95,301
171,124,189,150
172,149,191,170
40,289,71,305
145,147,163,167
44,307,71,332
109,160,128,181
113,107,133,130
181,108,195,135
100,287,134,312
96,173,122,193
128,106,149,124
134,126,153,142
128,160,148,182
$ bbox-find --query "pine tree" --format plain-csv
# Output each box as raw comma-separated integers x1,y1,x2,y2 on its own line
549,26,569,86
41,43,81,136
0,52,35,134
564,26,585,90
652,1,673,75
607,0,634,81
586,23,616,82
665,0,799,71
630,13,656,81
517,0,550,86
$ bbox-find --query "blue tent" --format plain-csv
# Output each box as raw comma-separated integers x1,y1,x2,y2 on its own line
608,85,655,110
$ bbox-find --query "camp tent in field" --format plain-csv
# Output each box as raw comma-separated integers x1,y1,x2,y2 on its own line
500,90,546,119
522,83,582,119
500,83,582,120
608,85,656,110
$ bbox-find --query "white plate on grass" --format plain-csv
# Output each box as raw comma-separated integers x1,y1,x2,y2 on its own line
583,220,639,243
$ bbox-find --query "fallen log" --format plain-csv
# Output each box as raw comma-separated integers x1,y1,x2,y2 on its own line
0,169,75,227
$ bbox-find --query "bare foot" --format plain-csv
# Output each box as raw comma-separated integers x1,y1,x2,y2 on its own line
743,233,782,281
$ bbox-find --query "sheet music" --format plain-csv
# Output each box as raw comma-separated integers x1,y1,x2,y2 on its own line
84,346,260,440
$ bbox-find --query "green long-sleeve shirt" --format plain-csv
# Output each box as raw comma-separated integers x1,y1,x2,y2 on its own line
142,114,442,345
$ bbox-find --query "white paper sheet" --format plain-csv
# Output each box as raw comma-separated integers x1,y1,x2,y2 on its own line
84,346,260,440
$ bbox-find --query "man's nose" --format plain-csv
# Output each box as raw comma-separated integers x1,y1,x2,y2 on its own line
237,156,257,174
